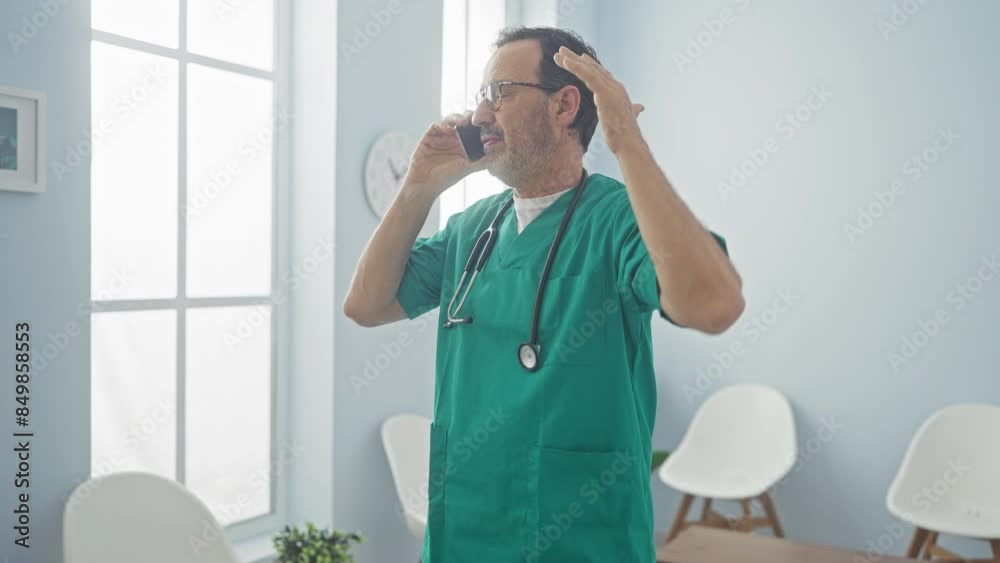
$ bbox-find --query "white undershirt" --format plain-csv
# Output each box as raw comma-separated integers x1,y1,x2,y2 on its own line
512,187,574,234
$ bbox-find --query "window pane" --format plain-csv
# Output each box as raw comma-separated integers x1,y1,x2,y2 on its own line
466,0,506,91
440,0,468,116
188,0,274,71
186,64,273,298
185,306,272,525
466,171,504,205
92,0,179,48
440,0,507,227
92,310,177,480
91,42,179,300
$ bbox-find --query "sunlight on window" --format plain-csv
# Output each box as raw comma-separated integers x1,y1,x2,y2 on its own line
440,0,507,229
90,0,281,531
92,0,179,47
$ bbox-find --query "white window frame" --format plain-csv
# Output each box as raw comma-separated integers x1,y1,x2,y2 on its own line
89,0,291,542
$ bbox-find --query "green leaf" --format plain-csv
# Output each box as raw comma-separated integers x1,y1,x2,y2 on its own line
651,450,670,472
272,522,365,563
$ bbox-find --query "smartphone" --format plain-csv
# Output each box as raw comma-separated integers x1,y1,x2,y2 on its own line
457,123,485,161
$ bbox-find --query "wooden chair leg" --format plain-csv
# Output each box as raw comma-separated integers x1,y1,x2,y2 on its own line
906,527,930,559
990,539,1000,561
666,494,695,543
700,505,731,530
700,498,713,522
921,532,937,560
734,499,754,532
758,492,785,538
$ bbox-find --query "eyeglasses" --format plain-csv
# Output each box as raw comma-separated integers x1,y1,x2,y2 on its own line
475,80,561,111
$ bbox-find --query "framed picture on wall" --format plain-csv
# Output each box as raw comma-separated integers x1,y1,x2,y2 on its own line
0,86,46,193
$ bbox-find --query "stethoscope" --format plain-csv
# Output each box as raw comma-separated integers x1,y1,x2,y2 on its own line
443,169,590,372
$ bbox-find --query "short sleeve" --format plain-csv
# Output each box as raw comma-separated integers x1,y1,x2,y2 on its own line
396,218,455,320
612,197,729,325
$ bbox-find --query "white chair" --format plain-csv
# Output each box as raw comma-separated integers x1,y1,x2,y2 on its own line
382,413,432,540
658,384,796,542
63,471,240,563
886,403,1000,561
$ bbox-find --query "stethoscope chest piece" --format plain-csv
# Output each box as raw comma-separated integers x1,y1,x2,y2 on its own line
518,342,540,372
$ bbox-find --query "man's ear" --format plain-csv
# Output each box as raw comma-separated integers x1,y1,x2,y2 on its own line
552,84,581,129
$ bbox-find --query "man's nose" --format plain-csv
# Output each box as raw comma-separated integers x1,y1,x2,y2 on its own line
471,101,494,128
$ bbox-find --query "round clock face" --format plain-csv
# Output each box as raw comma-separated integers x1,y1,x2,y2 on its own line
365,132,416,218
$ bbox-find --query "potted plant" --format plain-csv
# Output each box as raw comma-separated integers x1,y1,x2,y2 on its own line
272,522,364,563
651,450,670,473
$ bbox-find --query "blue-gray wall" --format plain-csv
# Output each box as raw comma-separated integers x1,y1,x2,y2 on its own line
3,1,997,562
331,0,443,562
583,0,998,557
0,1,91,562
306,0,1000,560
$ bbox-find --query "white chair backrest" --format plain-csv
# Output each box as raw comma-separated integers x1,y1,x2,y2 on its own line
381,413,432,536
666,384,797,480
63,471,239,563
887,403,1000,518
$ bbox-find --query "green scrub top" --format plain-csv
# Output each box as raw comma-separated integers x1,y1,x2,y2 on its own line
397,173,727,563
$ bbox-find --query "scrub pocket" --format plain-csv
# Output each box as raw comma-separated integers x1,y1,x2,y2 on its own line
426,423,448,538
527,446,638,563
540,270,612,368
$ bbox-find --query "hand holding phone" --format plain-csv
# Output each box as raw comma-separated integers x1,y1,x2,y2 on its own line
405,112,487,197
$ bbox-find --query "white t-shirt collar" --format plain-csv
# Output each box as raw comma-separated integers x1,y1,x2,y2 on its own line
511,186,574,234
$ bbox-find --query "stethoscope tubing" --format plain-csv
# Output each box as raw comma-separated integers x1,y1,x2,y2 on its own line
444,169,591,371
526,171,588,345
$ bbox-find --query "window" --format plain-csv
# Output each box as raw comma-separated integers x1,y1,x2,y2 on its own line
89,0,289,541
440,0,509,227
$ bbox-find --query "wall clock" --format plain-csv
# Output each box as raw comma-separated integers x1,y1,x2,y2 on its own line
364,131,415,218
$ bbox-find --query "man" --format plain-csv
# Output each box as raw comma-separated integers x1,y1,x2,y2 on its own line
344,27,744,563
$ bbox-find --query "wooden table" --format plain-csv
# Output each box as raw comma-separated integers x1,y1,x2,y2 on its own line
657,526,921,563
